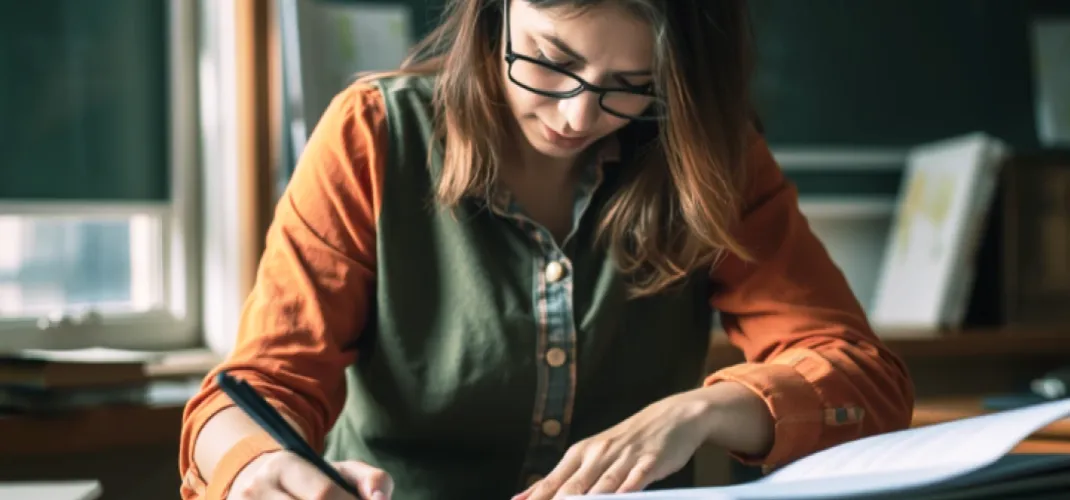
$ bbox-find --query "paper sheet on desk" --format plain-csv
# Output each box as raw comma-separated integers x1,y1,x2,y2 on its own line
573,398,1070,500
0,480,101,500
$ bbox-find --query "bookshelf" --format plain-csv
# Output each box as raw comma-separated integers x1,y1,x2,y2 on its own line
709,328,1070,363
868,329,1070,357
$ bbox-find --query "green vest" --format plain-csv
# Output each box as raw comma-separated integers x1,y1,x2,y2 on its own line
324,75,714,499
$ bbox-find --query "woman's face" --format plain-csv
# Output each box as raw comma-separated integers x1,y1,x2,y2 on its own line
502,0,655,161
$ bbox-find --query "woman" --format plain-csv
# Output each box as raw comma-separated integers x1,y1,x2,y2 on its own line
180,0,914,499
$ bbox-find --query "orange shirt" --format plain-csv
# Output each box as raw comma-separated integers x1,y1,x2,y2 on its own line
179,82,914,498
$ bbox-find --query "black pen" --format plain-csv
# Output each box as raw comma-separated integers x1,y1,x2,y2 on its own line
216,370,364,499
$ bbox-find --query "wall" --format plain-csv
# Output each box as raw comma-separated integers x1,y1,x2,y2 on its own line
800,199,896,313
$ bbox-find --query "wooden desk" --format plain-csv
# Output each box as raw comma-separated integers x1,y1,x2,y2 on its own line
0,348,219,500
913,398,1070,454
0,404,185,456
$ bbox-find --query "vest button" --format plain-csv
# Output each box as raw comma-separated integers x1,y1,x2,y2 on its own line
545,261,565,282
541,419,562,437
545,347,567,367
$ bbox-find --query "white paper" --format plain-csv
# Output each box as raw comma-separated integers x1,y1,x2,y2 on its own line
574,398,1070,499
0,481,102,500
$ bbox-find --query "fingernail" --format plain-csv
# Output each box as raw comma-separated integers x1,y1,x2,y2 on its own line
371,491,386,500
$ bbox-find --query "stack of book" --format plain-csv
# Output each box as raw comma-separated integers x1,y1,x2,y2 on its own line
0,348,215,415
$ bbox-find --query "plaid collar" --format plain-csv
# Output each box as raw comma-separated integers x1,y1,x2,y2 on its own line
490,134,621,215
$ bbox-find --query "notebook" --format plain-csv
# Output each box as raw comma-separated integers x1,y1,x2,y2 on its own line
0,481,102,500
574,398,1070,500
0,348,152,390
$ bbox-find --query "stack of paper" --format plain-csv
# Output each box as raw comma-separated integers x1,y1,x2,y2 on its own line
575,399,1070,499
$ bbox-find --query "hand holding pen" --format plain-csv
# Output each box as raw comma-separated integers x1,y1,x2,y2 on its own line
218,371,394,499
227,451,392,500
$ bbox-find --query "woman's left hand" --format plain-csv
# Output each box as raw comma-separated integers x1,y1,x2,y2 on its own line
512,386,723,500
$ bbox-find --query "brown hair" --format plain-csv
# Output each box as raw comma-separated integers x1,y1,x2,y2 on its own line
360,0,756,296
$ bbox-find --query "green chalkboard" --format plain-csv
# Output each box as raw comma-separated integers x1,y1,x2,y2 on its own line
748,0,1039,149
785,169,905,198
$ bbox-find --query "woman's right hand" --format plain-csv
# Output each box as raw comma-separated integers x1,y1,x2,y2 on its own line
227,450,393,500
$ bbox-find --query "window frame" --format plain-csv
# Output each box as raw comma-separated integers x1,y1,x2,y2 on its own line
198,0,247,355
0,0,202,352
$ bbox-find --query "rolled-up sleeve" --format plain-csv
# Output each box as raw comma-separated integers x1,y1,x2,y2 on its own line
705,133,915,469
179,83,388,499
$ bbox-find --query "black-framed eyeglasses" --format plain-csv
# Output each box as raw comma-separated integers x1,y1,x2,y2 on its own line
502,0,665,121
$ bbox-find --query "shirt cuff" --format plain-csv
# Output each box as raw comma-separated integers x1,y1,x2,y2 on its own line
182,393,240,499
205,433,284,500
182,378,318,499
703,351,826,469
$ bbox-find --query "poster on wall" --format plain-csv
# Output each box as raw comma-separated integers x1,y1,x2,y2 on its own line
1032,19,1070,147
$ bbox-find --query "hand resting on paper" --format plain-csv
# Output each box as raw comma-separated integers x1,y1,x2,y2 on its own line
512,381,773,500
227,450,394,500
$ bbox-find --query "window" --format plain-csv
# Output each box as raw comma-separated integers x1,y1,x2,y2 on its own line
0,212,164,318
0,0,200,351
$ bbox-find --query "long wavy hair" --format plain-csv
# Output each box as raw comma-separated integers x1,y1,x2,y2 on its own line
359,0,756,297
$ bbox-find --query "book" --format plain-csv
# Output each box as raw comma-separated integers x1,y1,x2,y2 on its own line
869,133,1008,334
575,398,1070,500
0,348,155,390
0,347,219,391
0,384,150,414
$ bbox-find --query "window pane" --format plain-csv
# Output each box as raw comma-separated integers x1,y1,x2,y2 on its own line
0,215,165,318
0,0,169,201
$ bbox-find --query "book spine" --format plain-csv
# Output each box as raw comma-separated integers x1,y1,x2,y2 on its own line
941,140,1009,328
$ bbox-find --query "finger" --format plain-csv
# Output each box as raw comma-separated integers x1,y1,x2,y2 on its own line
552,459,614,499
510,482,537,500
231,486,292,500
335,461,394,499
275,458,355,500
511,476,543,500
228,479,292,500
587,454,637,494
617,453,660,493
527,447,585,500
